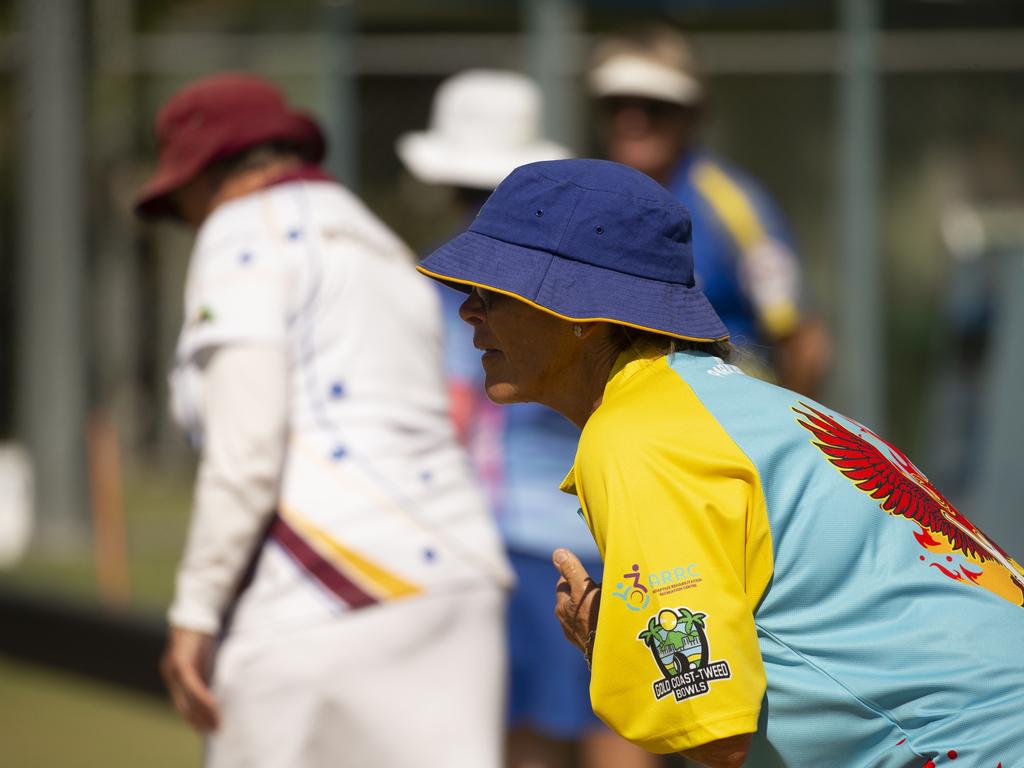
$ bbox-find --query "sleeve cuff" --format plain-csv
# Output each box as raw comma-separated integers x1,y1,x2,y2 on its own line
167,599,222,635
167,576,228,635
623,709,761,755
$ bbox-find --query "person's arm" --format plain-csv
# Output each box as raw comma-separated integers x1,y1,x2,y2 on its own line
161,343,288,730
740,236,831,397
773,315,832,398
560,402,770,757
745,226,831,397
553,549,753,768
707,168,831,396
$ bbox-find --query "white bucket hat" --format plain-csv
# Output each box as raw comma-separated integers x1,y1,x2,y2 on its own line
397,69,571,190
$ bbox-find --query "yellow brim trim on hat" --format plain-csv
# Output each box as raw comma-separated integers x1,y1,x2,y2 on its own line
416,264,729,344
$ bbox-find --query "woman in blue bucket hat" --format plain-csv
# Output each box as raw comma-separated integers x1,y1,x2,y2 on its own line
417,159,1024,768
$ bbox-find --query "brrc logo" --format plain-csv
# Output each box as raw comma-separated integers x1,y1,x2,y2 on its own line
611,563,650,611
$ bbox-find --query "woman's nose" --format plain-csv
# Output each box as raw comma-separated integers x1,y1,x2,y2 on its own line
459,289,485,325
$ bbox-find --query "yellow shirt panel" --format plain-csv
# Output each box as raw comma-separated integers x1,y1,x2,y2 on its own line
570,352,772,753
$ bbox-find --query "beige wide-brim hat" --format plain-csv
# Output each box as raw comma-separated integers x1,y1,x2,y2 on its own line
397,69,571,190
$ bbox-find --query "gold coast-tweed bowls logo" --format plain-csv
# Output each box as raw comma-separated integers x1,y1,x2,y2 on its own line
637,607,731,702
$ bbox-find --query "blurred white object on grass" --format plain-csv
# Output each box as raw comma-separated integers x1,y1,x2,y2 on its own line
0,442,34,566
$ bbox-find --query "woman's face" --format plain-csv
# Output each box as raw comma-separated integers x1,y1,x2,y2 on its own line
600,96,698,185
458,287,579,405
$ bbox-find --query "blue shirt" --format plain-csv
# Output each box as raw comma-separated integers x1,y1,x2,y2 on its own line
668,151,805,360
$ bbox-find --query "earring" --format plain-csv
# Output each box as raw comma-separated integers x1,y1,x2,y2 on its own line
573,324,583,338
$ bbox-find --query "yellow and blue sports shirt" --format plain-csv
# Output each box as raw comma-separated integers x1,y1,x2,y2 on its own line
562,348,1024,766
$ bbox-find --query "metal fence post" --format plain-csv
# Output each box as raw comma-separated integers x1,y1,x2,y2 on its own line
524,0,583,153
15,0,90,550
321,0,359,191
837,0,884,430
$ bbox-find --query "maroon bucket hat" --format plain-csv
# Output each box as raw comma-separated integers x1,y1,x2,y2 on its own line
135,73,326,219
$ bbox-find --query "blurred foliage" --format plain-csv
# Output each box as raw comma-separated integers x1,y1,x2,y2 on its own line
0,1,13,33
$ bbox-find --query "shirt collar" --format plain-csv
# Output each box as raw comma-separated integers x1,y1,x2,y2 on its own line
266,164,334,188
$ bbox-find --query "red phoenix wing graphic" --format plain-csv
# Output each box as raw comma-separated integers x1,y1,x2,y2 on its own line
792,403,989,562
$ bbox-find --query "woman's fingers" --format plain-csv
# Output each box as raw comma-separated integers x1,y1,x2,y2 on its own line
160,628,221,732
553,576,582,647
177,659,221,731
552,548,588,589
553,548,602,657
162,656,194,723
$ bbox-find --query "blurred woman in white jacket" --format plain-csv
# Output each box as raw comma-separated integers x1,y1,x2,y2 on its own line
135,73,511,768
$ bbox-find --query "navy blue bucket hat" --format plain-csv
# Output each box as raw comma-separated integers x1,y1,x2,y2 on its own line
417,159,728,342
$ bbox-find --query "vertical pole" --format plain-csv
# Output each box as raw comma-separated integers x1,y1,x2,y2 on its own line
90,0,137,605
321,0,358,191
92,0,138,399
524,0,583,152
16,0,90,550
837,0,884,429
91,0,139,426
976,248,1024,557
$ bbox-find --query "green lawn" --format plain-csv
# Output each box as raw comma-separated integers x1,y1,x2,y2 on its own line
0,656,201,768
0,463,200,766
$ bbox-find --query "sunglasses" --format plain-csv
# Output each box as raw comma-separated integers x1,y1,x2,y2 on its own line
599,96,689,119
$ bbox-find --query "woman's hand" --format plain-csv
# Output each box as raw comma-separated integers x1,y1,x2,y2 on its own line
160,626,220,731
552,548,602,665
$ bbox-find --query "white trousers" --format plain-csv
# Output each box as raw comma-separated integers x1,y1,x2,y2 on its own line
207,586,507,768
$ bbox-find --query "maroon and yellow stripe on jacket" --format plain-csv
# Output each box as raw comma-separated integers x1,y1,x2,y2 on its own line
270,506,422,608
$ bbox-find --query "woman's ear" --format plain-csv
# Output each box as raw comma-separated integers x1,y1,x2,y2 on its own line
576,321,616,342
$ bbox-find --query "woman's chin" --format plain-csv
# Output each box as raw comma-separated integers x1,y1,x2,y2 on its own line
485,382,526,405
